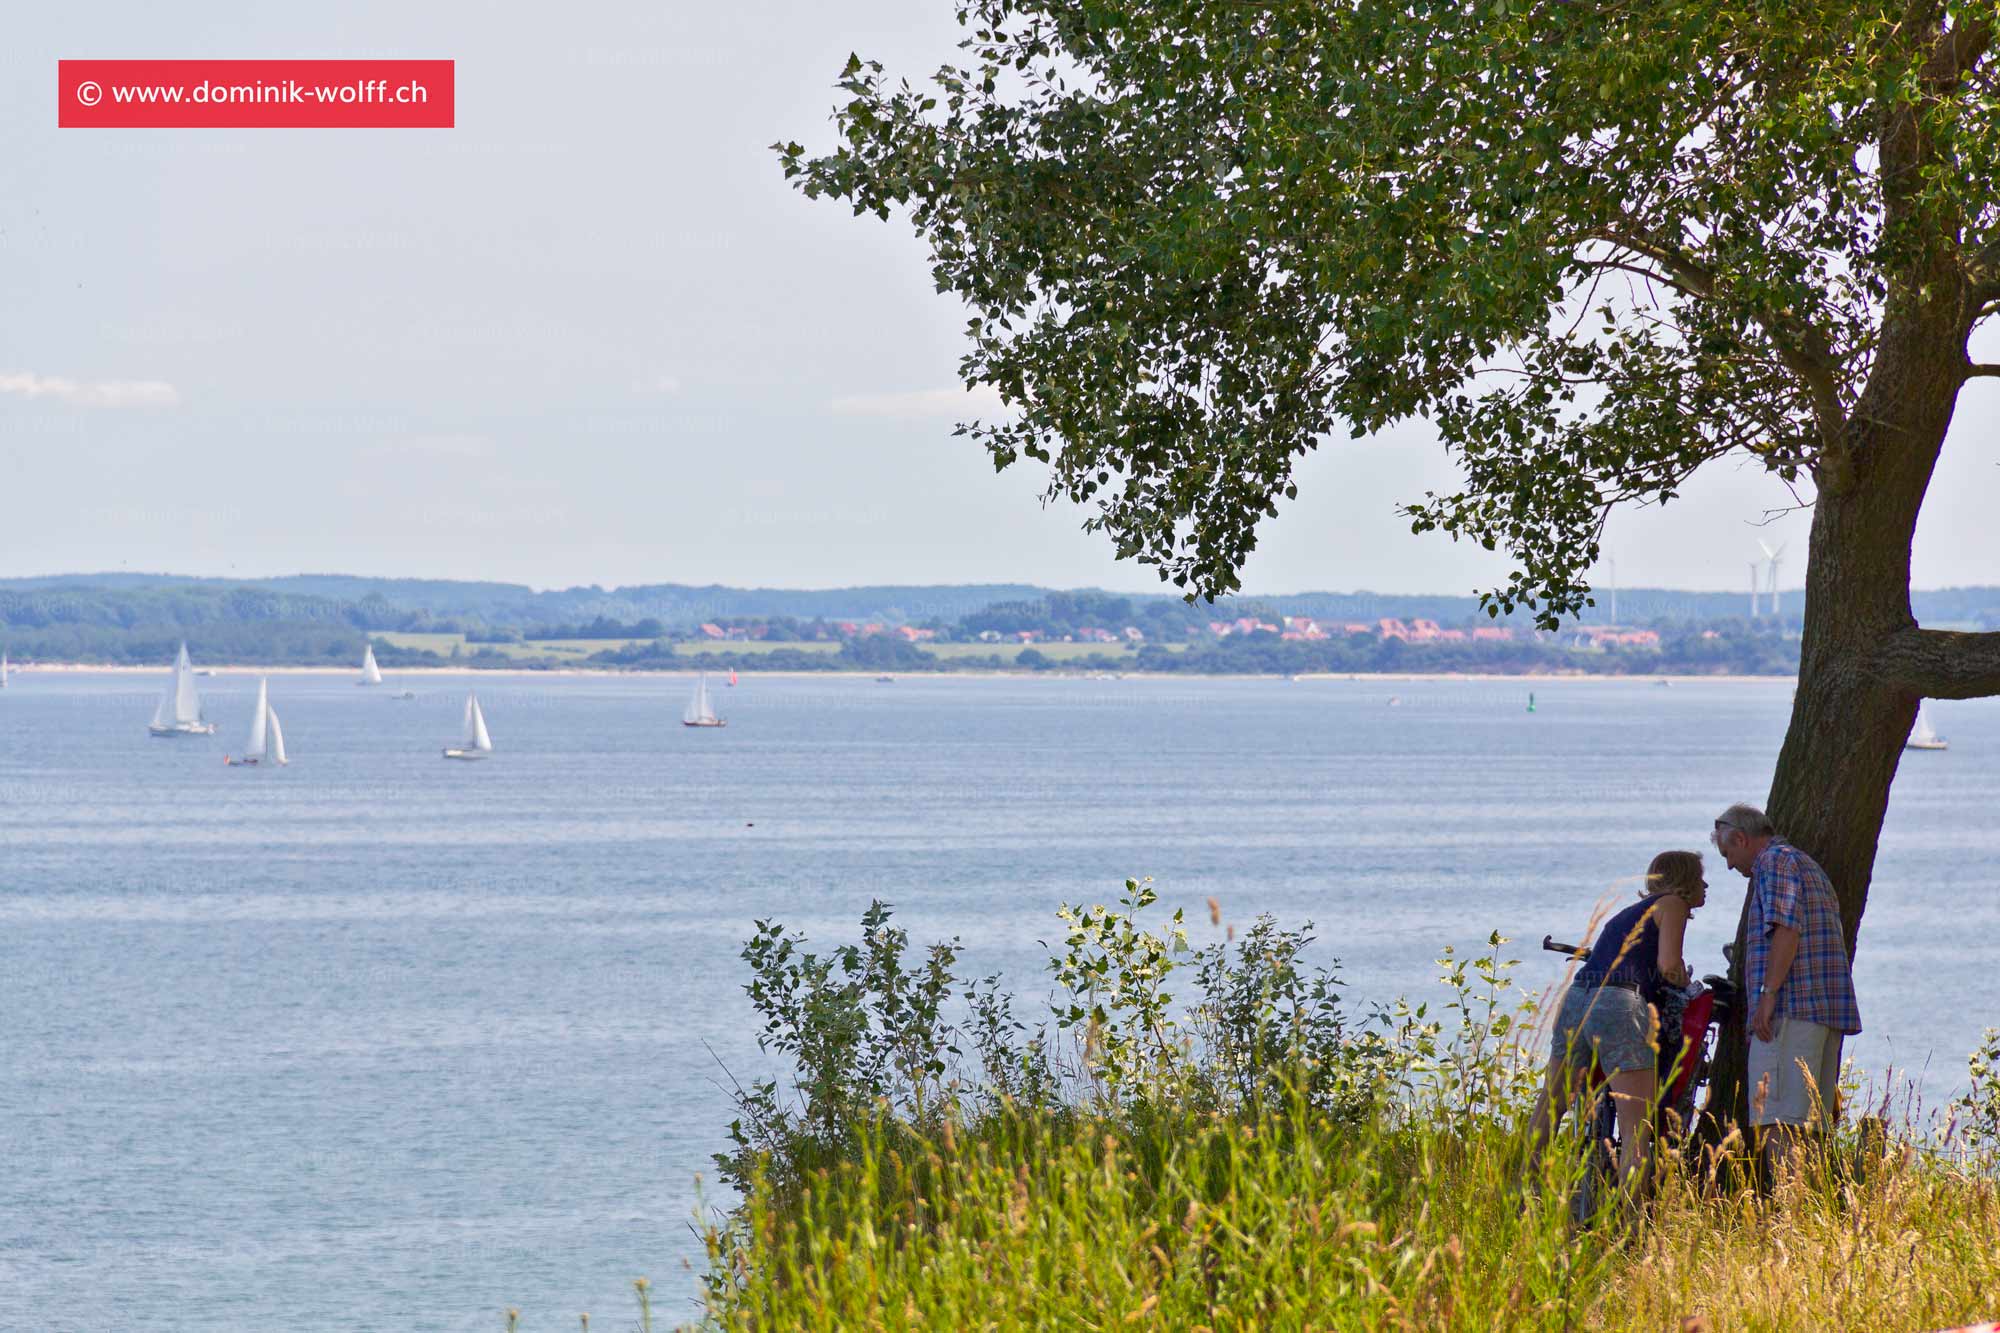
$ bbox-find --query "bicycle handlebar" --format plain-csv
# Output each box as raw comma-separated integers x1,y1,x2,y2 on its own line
1542,934,1589,960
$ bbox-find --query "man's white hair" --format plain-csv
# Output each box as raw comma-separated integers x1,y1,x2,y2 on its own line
1715,803,1776,839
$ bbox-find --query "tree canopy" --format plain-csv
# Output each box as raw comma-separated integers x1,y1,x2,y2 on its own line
781,0,1998,624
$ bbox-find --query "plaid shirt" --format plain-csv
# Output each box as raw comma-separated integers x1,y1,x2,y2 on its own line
1746,839,1862,1035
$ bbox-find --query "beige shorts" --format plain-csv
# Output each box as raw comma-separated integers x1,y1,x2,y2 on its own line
1748,1017,1843,1128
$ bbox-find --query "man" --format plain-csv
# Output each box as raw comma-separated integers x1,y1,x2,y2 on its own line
1713,803,1862,1180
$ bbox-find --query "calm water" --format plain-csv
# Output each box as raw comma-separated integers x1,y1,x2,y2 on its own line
1,670,1994,1329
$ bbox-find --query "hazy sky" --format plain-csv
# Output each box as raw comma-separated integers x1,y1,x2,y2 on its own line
5,1,1996,595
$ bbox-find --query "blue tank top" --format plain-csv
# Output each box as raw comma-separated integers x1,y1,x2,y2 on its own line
1574,897,1667,998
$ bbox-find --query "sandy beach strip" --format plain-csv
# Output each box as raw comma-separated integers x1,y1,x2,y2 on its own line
7,662,1798,684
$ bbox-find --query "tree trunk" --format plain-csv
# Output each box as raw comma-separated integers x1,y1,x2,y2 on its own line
1701,295,1968,1130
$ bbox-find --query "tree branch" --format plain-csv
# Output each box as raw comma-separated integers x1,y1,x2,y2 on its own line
1873,628,2000,699
1924,11,1994,85
1971,237,2000,307
1969,363,2000,379
1577,253,1699,300
1589,221,1847,447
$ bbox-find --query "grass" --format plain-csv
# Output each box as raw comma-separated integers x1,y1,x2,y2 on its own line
472,895,2000,1331
1604,1157,2000,1329
695,1095,1999,1332
372,631,466,654
636,639,845,658
681,895,2000,1333
374,631,650,660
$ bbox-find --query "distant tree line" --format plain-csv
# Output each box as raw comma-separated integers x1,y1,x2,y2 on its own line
468,616,668,643
0,616,1800,676
0,576,1875,676
955,590,1205,639
0,586,467,635
0,620,368,667
583,635,940,672
14,572,2000,642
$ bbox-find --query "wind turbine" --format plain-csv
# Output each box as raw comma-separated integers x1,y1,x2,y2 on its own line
1758,540,1787,618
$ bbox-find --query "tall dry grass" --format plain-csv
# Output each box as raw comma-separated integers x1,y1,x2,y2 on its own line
679,897,1998,1330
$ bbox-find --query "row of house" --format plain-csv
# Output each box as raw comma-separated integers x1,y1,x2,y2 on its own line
1215,615,1663,649
1567,626,1663,650
1218,615,1523,643
973,626,1146,644
695,620,939,642
690,615,1662,650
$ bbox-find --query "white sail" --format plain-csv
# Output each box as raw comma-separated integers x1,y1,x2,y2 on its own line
171,643,203,724
1,651,9,687
360,643,383,686
244,678,270,759
267,709,288,765
1912,705,1938,744
152,643,206,728
469,694,493,751
684,673,716,725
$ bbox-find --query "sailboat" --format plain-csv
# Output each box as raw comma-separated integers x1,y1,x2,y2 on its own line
148,643,217,736
359,643,384,686
682,673,725,727
1,650,9,688
226,678,289,766
728,668,738,688
444,691,494,759
1905,702,1948,751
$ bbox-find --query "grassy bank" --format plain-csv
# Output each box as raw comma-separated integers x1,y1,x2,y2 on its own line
669,887,2000,1332
702,1108,1997,1331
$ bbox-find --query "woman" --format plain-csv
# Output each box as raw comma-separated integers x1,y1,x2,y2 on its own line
1523,850,1708,1197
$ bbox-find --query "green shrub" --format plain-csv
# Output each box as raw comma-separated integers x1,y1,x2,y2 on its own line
697,885,2000,1332
717,901,961,1197
1958,1027,2000,1157
714,882,1416,1198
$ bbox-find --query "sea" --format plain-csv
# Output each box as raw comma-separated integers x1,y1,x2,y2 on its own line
1,670,1993,1330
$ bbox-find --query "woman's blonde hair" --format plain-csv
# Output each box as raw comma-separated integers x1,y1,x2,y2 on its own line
1645,849,1705,904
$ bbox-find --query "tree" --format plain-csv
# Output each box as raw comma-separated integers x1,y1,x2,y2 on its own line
782,0,2000,1119
838,635,939,670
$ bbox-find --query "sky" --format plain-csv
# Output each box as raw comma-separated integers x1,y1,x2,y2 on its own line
3,1,1997,597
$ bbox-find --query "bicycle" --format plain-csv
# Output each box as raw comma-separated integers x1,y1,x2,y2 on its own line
1540,934,1739,1221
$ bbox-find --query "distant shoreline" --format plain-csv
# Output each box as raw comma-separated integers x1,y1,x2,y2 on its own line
5,662,1800,684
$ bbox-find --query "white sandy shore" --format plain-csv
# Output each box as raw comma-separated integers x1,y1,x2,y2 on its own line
8,662,1798,683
